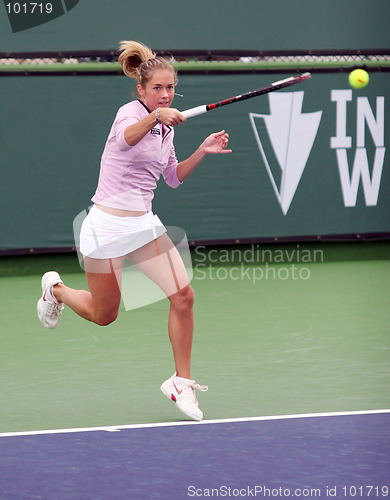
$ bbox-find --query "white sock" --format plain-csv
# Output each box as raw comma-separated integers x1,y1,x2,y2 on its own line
49,284,63,304
175,375,193,384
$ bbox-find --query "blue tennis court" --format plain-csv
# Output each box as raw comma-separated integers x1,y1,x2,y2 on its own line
1,410,389,499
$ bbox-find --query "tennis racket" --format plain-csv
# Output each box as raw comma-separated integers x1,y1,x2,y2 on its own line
181,72,311,119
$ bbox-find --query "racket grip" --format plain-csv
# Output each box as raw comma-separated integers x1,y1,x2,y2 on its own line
181,105,208,119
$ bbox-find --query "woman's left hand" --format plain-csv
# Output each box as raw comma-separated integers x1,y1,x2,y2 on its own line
201,130,232,155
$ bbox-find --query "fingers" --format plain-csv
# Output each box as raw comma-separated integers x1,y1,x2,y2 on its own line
171,111,187,126
208,131,230,143
219,132,230,150
216,130,231,138
219,138,232,153
214,131,231,153
218,131,230,142
159,108,187,127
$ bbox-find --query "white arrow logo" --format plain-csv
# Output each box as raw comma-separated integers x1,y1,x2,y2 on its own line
250,91,322,214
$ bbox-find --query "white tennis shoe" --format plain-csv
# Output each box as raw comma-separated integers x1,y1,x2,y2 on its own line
160,373,208,421
37,271,64,329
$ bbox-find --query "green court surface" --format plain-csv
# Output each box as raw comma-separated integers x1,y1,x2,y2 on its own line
0,242,389,433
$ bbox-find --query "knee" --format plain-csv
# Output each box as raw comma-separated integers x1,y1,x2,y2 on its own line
170,284,195,312
94,310,118,327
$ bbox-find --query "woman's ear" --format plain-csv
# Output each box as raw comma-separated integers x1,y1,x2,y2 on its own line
137,84,144,99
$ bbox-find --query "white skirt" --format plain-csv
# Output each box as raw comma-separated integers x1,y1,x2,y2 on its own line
79,205,167,259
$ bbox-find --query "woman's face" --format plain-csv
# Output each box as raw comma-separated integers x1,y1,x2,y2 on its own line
138,69,175,111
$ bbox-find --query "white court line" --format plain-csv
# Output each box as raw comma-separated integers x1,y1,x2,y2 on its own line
1,409,389,439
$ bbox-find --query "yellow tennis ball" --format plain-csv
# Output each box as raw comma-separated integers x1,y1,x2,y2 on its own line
349,69,369,89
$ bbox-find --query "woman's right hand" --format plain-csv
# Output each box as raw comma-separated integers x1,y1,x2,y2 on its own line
124,107,186,147
157,108,187,127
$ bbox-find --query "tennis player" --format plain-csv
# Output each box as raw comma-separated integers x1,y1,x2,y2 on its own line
37,41,231,421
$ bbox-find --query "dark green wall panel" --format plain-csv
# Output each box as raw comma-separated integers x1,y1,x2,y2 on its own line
1,72,389,251
1,0,389,52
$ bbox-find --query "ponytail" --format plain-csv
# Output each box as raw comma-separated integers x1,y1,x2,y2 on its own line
118,40,177,87
118,41,155,79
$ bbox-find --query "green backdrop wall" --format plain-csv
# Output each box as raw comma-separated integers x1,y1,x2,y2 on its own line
0,72,389,252
1,0,389,52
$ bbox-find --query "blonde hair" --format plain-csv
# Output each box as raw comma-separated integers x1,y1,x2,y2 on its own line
118,40,177,88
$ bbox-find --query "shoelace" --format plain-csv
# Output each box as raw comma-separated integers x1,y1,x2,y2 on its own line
46,300,64,319
181,382,208,403
190,382,208,392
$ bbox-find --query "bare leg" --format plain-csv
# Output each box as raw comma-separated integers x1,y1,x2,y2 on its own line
53,256,124,326
128,234,194,378
167,285,195,379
